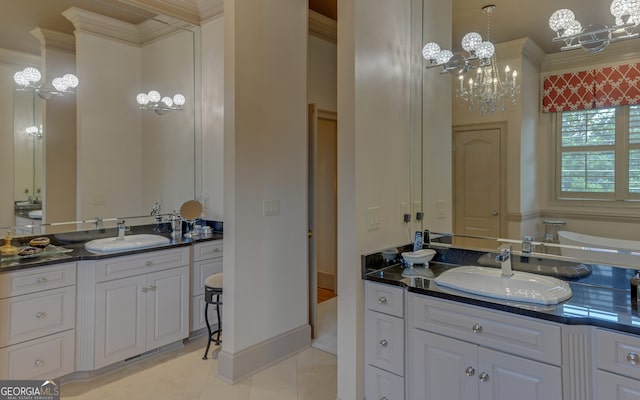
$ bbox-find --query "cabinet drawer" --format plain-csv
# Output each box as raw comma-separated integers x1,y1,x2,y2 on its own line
192,258,223,296
193,241,223,262
0,263,76,299
596,328,640,380
366,281,404,318
366,365,404,400
596,370,640,399
409,294,561,365
95,247,189,282
0,286,76,347
366,310,404,376
0,329,74,380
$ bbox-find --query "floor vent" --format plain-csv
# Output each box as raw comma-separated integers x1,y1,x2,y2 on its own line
123,348,159,364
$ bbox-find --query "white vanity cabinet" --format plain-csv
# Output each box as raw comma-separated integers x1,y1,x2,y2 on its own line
76,247,189,370
365,281,405,400
190,240,223,333
0,262,76,380
407,294,562,400
595,328,640,399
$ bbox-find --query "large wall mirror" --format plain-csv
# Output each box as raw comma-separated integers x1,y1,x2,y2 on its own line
416,0,640,268
0,0,198,235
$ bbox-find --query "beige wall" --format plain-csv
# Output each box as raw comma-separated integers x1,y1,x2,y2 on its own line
220,0,309,370
308,35,337,112
337,0,421,397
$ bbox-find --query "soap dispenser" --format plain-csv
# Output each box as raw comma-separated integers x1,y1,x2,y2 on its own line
0,231,19,256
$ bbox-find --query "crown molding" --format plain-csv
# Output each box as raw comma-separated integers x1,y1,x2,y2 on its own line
118,0,201,25
309,10,336,44
541,39,640,73
197,0,224,22
30,28,76,54
63,7,140,44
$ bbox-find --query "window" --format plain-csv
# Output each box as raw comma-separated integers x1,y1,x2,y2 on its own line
557,105,640,200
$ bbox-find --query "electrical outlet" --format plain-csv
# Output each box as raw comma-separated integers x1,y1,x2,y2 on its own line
437,200,446,219
403,213,411,223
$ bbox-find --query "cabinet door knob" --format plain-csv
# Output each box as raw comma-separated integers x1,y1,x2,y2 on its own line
149,285,157,291
141,287,149,293
465,366,476,376
145,261,153,267
380,397,388,400
472,324,483,333
627,352,639,365
34,359,44,367
479,372,490,382
379,339,389,347
377,296,388,304
36,312,47,319
36,277,47,284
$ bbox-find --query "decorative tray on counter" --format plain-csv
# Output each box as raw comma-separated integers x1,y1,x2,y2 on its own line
1,244,73,262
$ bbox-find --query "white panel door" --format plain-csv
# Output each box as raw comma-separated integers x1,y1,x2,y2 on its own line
478,347,562,400
146,266,189,350
409,329,478,400
94,275,146,369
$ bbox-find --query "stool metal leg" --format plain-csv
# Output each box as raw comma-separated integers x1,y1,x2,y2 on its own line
214,294,222,345
202,301,213,360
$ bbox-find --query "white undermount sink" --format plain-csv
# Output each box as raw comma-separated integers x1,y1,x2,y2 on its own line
85,234,170,253
434,266,572,305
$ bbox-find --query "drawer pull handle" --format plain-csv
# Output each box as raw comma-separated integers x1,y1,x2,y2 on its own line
145,261,153,267
213,248,220,252
479,372,489,382
141,287,149,293
36,277,47,284
379,339,389,347
465,366,475,376
627,352,639,365
377,296,388,304
36,312,47,319
34,359,44,367
149,285,157,291
472,324,483,334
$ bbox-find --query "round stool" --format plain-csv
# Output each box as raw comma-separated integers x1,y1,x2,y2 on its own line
202,272,223,360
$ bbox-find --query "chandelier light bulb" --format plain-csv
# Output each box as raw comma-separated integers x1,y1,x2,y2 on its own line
422,42,441,60
63,73,79,89
147,90,161,103
13,71,29,86
435,49,454,65
23,67,42,84
173,94,186,106
475,41,495,59
52,77,67,92
549,9,576,33
461,32,483,53
161,97,173,107
136,93,149,105
564,20,583,37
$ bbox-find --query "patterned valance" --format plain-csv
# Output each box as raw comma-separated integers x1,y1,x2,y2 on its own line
542,63,640,113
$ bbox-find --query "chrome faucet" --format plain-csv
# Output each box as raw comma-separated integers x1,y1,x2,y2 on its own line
116,220,130,240
150,201,162,231
95,216,103,229
496,245,513,278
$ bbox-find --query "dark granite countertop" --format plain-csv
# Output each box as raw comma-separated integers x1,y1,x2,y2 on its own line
363,245,640,336
0,222,223,273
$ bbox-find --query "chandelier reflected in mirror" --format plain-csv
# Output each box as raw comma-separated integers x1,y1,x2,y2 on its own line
549,0,640,53
422,5,519,115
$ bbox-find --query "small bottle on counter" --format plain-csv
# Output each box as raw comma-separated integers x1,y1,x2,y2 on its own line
632,271,640,310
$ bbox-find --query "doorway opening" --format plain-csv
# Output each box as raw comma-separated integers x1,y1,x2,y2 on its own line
308,104,338,355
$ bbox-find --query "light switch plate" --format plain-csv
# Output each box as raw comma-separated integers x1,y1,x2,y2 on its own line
263,200,280,216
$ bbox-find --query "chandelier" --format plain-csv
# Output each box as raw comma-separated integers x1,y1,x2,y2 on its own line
422,5,519,115
13,67,79,100
549,0,640,52
136,90,186,115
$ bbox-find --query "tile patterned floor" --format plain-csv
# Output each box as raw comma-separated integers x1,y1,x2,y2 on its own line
61,335,337,400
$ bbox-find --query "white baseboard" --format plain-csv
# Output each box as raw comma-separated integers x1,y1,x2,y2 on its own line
217,324,311,384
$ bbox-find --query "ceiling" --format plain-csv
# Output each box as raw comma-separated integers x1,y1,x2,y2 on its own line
0,0,628,57
452,0,618,55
